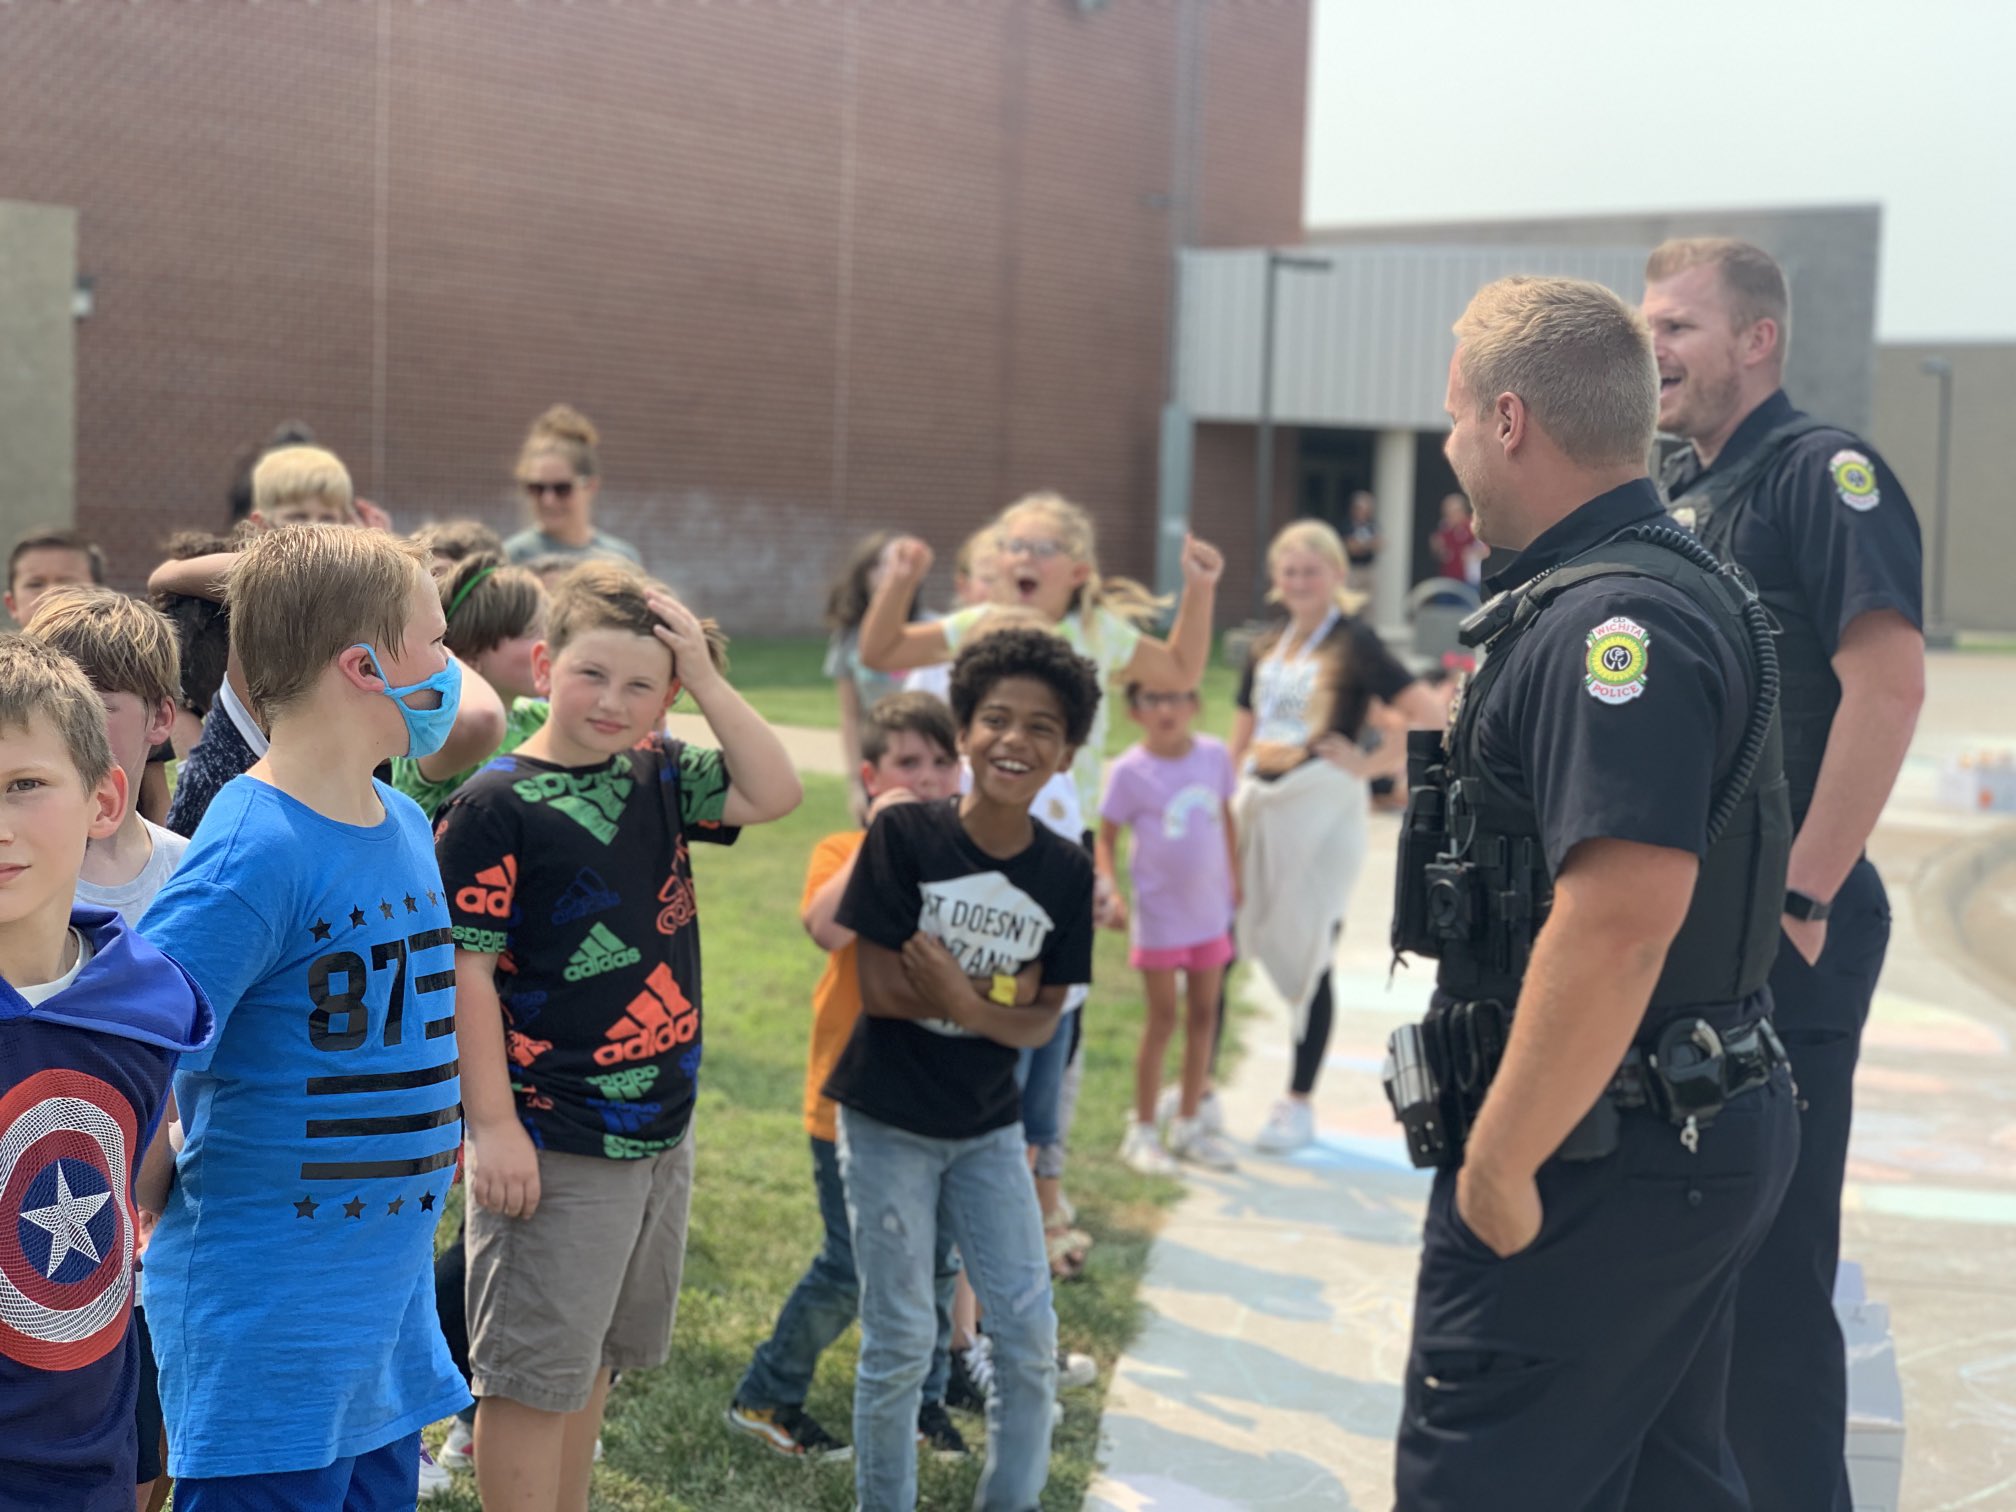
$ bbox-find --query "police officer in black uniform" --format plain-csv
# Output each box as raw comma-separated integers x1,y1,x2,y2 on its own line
1388,275,1799,1510
1645,239,1926,1512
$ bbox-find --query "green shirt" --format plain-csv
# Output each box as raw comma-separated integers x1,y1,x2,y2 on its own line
389,697,550,818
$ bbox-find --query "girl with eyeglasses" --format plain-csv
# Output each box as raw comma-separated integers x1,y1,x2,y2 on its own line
503,405,644,571
857,491,1223,830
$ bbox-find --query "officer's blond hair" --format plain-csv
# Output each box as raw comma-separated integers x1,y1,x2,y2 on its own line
1453,276,1658,469
1644,237,1791,364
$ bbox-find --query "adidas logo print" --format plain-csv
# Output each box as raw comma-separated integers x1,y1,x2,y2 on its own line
564,923,642,982
456,856,517,918
553,867,621,926
595,963,698,1066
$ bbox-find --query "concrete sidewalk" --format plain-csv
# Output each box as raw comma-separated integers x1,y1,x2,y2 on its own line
1088,652,2016,1512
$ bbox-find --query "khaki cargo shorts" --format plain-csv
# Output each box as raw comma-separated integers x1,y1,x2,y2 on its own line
466,1134,695,1414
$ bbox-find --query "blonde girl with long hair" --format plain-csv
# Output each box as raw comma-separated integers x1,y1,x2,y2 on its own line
858,491,1224,826
1229,518,1445,1154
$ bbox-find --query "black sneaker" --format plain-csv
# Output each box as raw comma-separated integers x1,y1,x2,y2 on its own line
945,1337,993,1414
915,1401,970,1459
725,1400,852,1462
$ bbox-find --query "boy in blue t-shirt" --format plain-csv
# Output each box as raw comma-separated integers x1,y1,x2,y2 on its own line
140,526,472,1510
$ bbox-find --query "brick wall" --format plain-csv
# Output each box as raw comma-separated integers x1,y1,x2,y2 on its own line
0,1,1307,632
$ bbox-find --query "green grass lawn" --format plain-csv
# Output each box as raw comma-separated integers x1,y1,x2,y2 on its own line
729,637,1247,757
422,772,1203,1510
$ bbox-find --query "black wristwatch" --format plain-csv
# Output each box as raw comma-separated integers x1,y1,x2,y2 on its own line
1784,890,1832,923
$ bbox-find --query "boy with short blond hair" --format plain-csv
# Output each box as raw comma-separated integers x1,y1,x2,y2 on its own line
0,635,210,1511
139,525,471,1508
154,448,505,839
434,559,801,1512
25,588,188,926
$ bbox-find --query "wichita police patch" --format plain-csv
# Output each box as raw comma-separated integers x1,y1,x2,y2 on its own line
1585,616,1650,705
1829,449,1880,511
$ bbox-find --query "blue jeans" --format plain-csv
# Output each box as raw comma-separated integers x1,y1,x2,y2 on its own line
839,1109,1057,1512
175,1432,417,1512
735,1136,957,1411
1015,1006,1077,1147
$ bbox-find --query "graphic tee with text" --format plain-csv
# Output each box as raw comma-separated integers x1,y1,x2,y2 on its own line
434,737,736,1159
823,799,1094,1140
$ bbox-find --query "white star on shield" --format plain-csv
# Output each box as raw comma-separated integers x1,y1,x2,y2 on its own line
20,1160,111,1278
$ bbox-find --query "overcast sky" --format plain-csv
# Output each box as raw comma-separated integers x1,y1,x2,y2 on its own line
1303,0,2015,341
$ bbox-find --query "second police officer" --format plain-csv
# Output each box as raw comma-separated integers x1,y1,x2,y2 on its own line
1387,275,1798,1510
1645,239,1926,1512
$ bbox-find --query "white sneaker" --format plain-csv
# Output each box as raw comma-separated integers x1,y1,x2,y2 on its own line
1168,1115,1239,1171
1057,1347,1098,1390
438,1417,474,1473
1156,1085,1226,1137
1119,1118,1181,1176
417,1445,453,1500
1253,1098,1316,1154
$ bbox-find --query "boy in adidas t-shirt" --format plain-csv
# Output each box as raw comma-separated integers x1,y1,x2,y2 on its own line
434,561,799,1512
822,628,1099,1512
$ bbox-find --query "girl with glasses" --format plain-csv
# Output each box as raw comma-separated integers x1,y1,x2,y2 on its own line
503,405,644,572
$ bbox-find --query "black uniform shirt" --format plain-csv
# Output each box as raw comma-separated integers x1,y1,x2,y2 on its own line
1664,389,1924,652
1470,479,1751,876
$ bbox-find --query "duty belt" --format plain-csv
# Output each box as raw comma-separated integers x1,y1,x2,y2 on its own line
1383,1008,1789,1169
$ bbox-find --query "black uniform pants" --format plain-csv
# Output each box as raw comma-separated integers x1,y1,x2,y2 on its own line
1726,857,1890,1512
1395,1070,1798,1512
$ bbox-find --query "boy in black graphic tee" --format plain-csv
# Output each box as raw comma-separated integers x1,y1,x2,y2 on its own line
822,628,1099,1512
434,562,801,1512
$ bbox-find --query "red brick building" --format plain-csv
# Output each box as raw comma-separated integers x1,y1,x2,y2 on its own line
0,2,1307,630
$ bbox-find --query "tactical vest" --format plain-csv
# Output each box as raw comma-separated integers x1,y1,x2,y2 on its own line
1663,417,1836,821
1431,528,1791,1012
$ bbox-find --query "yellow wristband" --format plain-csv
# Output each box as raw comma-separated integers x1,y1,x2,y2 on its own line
989,973,1019,1006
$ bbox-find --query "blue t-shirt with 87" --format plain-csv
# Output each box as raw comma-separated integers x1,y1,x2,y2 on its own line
139,776,467,1479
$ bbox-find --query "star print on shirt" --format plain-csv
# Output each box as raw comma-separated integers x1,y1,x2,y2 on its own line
310,917,333,942
426,889,439,907
20,1162,110,1276
403,894,419,914
342,1197,366,1219
294,1195,319,1219
349,906,367,929
387,1196,405,1216
378,900,395,921
419,1191,437,1212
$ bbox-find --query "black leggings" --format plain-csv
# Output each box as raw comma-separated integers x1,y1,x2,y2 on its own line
1291,969,1335,1096
1204,964,1334,1095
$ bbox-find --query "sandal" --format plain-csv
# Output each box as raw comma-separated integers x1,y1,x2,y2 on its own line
1045,1220,1093,1280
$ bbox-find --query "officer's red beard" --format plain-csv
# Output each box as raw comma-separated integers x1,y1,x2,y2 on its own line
1659,359,1743,444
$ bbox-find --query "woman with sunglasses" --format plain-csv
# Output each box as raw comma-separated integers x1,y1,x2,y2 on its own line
503,404,644,570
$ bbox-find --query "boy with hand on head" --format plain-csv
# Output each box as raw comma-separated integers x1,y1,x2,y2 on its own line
152,447,504,838
0,636,210,1511
823,627,1099,1512
6,527,106,627
137,526,471,1509
728,691,967,1464
433,561,801,1512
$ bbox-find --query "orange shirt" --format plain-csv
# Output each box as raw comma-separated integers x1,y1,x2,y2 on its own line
803,831,866,1143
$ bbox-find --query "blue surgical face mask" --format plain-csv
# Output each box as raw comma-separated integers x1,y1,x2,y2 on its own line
354,644,462,760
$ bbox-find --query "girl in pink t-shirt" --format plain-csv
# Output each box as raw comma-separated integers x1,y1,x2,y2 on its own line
1096,684,1239,1174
